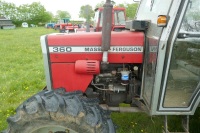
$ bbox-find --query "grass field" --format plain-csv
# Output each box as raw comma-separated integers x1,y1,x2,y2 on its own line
0,27,200,133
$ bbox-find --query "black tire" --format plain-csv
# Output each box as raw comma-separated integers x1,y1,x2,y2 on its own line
3,88,115,133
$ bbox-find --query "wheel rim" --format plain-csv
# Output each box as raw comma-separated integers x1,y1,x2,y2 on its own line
31,125,77,133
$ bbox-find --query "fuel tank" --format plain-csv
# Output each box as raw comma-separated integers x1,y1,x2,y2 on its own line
41,31,144,92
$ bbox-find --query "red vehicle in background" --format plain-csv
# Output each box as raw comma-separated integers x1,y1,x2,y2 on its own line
93,6,126,32
65,24,79,33
54,18,77,33
76,6,126,33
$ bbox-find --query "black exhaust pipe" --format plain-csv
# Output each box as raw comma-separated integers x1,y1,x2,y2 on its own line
101,0,113,51
101,0,113,63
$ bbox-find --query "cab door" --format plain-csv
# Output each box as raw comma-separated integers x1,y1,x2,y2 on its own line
136,0,200,115
135,0,175,113
158,0,200,113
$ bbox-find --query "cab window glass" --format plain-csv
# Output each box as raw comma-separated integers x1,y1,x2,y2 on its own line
99,11,103,27
163,0,200,107
93,10,99,27
114,10,126,25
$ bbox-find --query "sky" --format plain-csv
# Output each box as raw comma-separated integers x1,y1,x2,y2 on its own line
4,0,134,20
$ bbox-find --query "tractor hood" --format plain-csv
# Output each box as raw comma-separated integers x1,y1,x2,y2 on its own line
40,31,144,92
43,31,144,63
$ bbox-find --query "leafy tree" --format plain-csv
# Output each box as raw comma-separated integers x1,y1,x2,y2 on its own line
29,2,53,24
46,12,55,22
95,1,116,9
94,1,138,20
95,1,105,9
117,3,126,8
17,4,30,21
125,3,139,20
15,2,52,26
0,1,53,26
0,1,17,20
56,10,71,19
79,5,94,22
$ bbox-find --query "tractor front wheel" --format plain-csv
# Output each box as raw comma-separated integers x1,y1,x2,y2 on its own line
3,88,115,133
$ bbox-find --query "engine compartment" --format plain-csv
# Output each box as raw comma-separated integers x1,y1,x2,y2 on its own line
86,63,142,106
43,31,144,106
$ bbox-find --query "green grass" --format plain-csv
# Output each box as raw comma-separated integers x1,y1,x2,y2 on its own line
0,27,200,133
0,27,57,131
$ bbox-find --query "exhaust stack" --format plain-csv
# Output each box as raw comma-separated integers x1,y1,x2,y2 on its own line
101,0,113,63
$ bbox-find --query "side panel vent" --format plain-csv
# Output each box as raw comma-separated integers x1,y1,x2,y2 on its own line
75,60,100,75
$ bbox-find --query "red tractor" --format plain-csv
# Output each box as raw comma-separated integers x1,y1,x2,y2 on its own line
3,0,200,133
55,23,79,33
76,6,126,33
54,18,78,33
93,6,126,32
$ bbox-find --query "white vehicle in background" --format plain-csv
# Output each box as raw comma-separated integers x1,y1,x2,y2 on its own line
21,22,28,28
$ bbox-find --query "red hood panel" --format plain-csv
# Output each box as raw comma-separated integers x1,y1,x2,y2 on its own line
47,31,144,63
47,31,144,46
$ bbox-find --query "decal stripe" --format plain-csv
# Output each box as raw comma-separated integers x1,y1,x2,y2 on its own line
49,46,143,53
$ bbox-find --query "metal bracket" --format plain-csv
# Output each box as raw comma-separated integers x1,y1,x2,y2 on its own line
182,115,189,132
125,20,149,31
163,115,189,133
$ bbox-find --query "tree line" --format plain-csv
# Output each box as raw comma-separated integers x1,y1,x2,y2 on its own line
79,1,139,22
0,0,139,27
0,1,52,26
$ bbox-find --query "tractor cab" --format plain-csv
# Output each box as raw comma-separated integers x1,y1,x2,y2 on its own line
133,0,200,114
128,0,200,131
93,6,126,32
